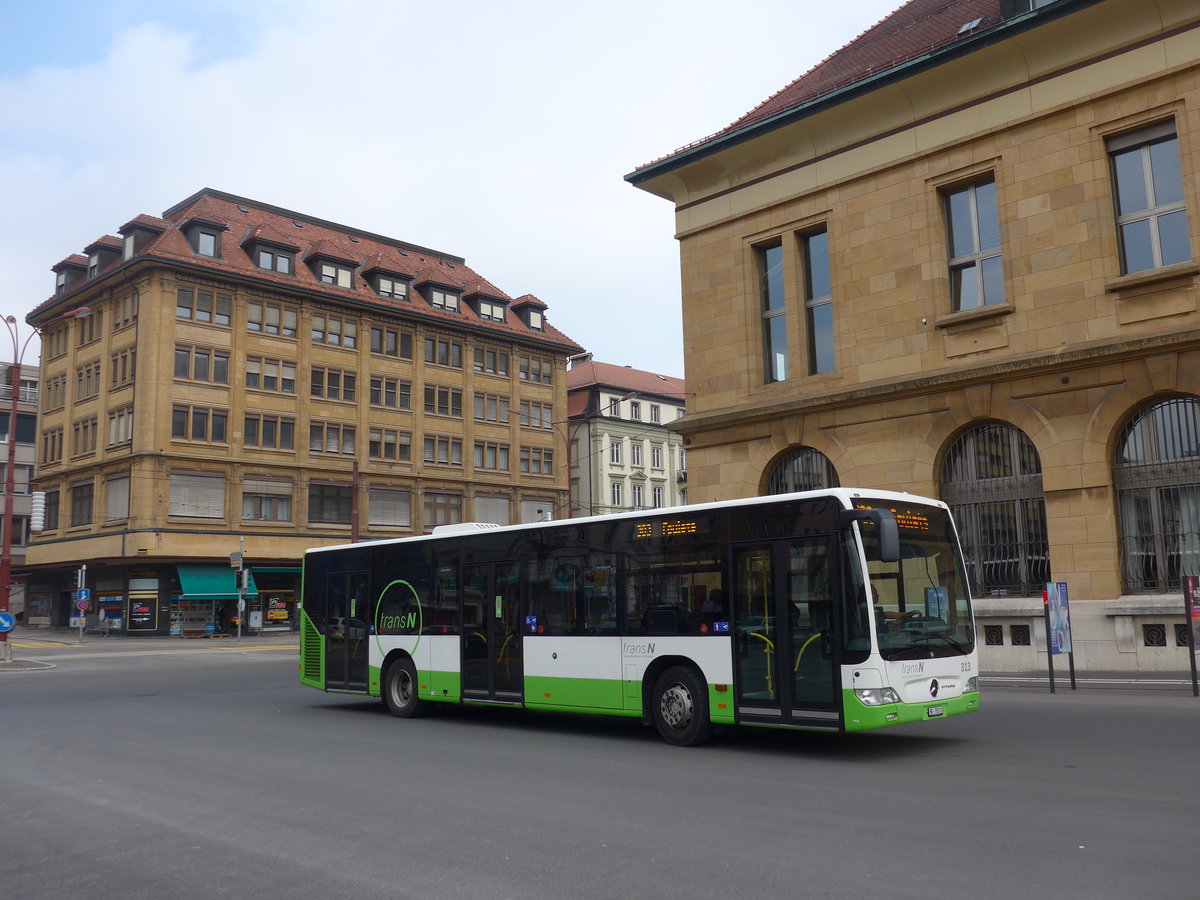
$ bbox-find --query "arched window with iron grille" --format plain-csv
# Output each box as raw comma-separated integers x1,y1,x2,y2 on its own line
765,447,839,495
1113,395,1200,593
940,422,1049,597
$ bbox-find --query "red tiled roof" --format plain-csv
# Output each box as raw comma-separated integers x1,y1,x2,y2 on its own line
32,189,583,352
83,235,122,253
512,293,546,309
304,238,359,267
178,196,231,229
240,221,301,251
414,261,466,290
361,250,415,278
119,214,167,234
639,0,1000,170
567,360,686,402
462,277,510,301
52,254,88,272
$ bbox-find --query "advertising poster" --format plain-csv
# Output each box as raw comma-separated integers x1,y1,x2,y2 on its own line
1186,576,1199,652
1046,581,1072,655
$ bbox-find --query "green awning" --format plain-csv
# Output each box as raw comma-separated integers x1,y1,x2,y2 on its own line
177,564,259,600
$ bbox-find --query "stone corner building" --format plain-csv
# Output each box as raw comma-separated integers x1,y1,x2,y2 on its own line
628,0,1200,672
27,188,582,635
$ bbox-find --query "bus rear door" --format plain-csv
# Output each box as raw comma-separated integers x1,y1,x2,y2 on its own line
325,571,371,692
733,538,842,730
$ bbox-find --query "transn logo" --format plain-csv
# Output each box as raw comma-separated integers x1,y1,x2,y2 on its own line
379,613,417,631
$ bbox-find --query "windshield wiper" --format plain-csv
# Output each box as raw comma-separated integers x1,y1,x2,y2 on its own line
910,632,970,653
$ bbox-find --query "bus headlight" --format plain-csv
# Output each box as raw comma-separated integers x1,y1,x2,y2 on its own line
965,677,978,693
855,687,901,706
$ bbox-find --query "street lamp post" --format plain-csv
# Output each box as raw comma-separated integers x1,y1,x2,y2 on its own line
0,307,91,662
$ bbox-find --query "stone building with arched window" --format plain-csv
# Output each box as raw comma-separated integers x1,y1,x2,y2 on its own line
629,0,1200,671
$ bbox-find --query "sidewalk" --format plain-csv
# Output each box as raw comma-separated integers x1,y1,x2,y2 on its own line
0,623,299,669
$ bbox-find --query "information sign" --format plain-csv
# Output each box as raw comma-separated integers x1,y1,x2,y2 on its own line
0,611,14,632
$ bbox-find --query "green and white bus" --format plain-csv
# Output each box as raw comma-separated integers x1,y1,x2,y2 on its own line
299,489,980,745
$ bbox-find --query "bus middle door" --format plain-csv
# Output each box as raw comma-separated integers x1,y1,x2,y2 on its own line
462,562,523,703
733,538,842,730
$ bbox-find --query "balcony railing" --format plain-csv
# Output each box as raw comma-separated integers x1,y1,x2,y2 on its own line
0,385,38,404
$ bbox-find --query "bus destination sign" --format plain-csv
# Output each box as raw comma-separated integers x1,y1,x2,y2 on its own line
854,501,932,533
633,517,709,542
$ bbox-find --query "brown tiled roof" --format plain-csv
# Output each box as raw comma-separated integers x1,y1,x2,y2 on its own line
567,360,686,403
638,0,1000,171
512,293,546,310
32,189,583,352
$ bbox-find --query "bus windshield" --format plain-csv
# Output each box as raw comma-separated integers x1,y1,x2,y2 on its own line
856,502,975,660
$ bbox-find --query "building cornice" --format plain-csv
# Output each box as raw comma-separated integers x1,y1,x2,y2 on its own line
672,327,1200,440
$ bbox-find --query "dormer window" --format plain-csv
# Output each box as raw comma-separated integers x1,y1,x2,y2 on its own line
320,262,355,289
196,230,219,258
88,253,101,278
477,299,506,322
527,309,543,330
430,288,460,312
257,247,293,274
182,219,228,259
123,234,136,260
56,271,68,294
376,275,408,300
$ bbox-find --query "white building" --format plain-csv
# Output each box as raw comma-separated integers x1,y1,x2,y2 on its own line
566,357,687,517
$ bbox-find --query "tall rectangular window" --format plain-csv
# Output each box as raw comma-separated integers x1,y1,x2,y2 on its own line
945,179,1004,311
1109,122,1191,275
424,491,462,527
759,242,787,382
802,230,834,375
308,483,352,524
70,481,94,526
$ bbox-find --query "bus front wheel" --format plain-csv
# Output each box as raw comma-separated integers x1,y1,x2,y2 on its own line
383,658,428,718
652,666,713,746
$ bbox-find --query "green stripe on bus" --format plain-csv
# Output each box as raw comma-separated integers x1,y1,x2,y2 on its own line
842,689,980,732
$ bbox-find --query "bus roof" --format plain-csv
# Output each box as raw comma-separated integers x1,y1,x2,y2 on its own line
302,488,947,557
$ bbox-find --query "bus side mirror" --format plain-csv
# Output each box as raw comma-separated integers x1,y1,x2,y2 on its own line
840,508,900,563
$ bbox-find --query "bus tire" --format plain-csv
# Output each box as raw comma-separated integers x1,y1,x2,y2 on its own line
383,658,428,719
652,666,713,746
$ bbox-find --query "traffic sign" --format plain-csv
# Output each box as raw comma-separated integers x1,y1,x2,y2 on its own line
76,599,89,612
77,588,91,603
0,612,14,632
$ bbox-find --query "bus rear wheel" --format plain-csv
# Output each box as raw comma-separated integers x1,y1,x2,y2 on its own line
652,666,713,746
383,658,428,718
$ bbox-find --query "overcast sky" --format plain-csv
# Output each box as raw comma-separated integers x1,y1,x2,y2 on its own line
0,0,900,379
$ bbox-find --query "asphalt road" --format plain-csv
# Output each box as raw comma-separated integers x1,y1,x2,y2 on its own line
2,637,1196,899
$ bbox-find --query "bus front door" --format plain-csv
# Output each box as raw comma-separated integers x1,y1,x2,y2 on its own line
733,539,842,730
462,562,523,703
325,571,371,692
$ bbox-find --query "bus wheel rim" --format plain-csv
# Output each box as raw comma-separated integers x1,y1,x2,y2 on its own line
660,683,692,730
394,670,413,706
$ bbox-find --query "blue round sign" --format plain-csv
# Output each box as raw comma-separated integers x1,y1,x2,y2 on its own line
0,612,15,633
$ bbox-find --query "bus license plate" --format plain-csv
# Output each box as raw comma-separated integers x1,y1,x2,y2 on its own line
927,705,944,718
